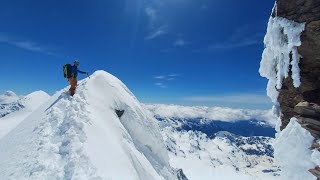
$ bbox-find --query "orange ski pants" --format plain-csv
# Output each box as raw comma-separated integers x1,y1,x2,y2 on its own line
68,77,77,96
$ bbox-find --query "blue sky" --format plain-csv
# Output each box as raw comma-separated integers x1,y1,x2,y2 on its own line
0,0,275,109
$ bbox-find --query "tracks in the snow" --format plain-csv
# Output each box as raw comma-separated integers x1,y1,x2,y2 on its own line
31,89,100,180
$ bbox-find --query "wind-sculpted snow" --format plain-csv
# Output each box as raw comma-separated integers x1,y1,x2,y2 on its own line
0,70,177,180
274,118,317,180
259,16,305,104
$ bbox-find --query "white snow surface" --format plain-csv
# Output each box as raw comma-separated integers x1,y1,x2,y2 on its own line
162,127,279,180
274,118,316,180
143,103,277,126
0,70,176,180
259,16,305,103
0,90,50,139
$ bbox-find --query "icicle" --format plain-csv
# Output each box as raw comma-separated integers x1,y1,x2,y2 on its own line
259,17,305,104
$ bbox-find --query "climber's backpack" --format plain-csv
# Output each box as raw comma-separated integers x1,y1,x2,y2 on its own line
63,64,72,78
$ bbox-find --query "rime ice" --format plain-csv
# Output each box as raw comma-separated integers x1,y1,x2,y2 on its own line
259,17,305,104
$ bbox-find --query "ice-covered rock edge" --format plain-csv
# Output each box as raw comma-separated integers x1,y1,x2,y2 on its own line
259,5,319,180
259,16,305,104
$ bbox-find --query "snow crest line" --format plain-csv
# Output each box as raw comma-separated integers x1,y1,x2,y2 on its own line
29,87,100,179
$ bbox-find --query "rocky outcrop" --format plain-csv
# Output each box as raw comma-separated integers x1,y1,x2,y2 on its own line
273,0,320,178
309,166,320,179
274,0,320,133
295,102,320,137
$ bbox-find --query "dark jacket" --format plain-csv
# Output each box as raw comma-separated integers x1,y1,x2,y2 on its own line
71,65,86,78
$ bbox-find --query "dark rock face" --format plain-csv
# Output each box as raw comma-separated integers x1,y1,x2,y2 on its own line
275,0,320,23
176,169,188,180
115,109,125,118
0,102,24,118
295,102,320,137
274,0,320,133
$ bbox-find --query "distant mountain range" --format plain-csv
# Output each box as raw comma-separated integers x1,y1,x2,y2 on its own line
143,103,280,179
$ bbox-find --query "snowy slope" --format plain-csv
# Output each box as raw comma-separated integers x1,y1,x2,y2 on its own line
0,71,179,180
142,104,280,179
162,128,279,180
0,90,50,139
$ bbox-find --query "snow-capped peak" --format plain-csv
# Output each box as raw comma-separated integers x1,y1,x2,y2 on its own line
0,70,180,180
22,90,51,110
0,90,20,104
4,90,17,97
0,90,50,139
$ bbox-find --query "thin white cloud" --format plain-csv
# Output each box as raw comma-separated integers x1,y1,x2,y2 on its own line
154,75,166,79
174,39,188,47
154,74,180,80
0,33,59,56
153,73,181,88
154,82,167,88
144,2,172,41
183,94,271,105
145,7,157,28
11,41,45,52
145,29,166,40
143,103,277,126
168,74,180,77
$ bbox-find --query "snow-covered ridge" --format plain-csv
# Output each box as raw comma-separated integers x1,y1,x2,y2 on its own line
0,90,50,117
143,103,277,126
0,90,50,139
0,70,179,180
0,91,20,104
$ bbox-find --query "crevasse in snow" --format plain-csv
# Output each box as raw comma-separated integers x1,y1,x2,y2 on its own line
259,16,305,104
0,70,177,180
